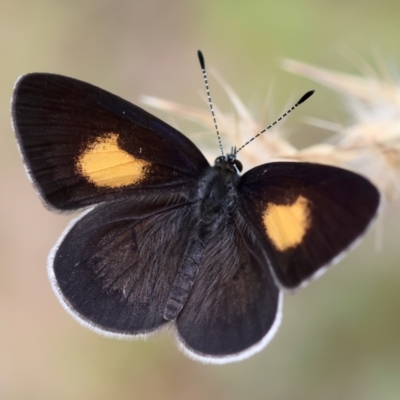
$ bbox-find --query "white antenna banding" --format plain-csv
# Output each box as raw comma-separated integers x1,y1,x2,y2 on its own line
198,50,225,156
197,51,314,157
235,90,315,155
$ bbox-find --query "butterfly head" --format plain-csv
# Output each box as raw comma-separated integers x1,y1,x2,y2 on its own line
214,152,243,175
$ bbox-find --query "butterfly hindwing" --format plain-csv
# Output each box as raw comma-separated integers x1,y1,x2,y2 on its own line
238,162,380,289
176,211,281,362
12,73,209,211
49,194,194,336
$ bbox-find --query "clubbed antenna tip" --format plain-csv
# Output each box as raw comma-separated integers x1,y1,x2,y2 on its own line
298,90,315,105
198,50,205,69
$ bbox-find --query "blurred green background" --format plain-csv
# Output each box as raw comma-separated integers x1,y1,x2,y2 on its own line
1,1,400,399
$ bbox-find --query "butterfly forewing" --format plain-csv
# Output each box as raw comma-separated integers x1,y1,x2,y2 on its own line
12,73,209,211
239,162,380,289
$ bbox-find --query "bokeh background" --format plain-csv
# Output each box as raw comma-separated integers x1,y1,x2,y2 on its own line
1,1,400,399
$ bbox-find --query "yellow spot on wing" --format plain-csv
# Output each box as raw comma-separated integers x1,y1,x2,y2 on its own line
77,133,150,188
263,195,310,251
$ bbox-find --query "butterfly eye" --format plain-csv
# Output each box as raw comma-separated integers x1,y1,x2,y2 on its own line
234,160,243,172
214,156,225,166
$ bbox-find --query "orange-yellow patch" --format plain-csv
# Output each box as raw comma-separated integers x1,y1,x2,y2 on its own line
76,133,149,188
263,195,310,251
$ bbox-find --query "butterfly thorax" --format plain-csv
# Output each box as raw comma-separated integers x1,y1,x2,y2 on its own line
195,155,241,212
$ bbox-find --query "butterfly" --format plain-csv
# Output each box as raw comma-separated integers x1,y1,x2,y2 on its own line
12,52,380,364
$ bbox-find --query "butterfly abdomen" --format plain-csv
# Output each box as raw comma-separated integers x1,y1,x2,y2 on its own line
163,237,203,320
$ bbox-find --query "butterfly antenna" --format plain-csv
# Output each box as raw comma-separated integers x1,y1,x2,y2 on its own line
235,90,315,155
198,50,225,156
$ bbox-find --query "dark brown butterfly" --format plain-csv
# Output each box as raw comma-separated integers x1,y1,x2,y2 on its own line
12,52,380,363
